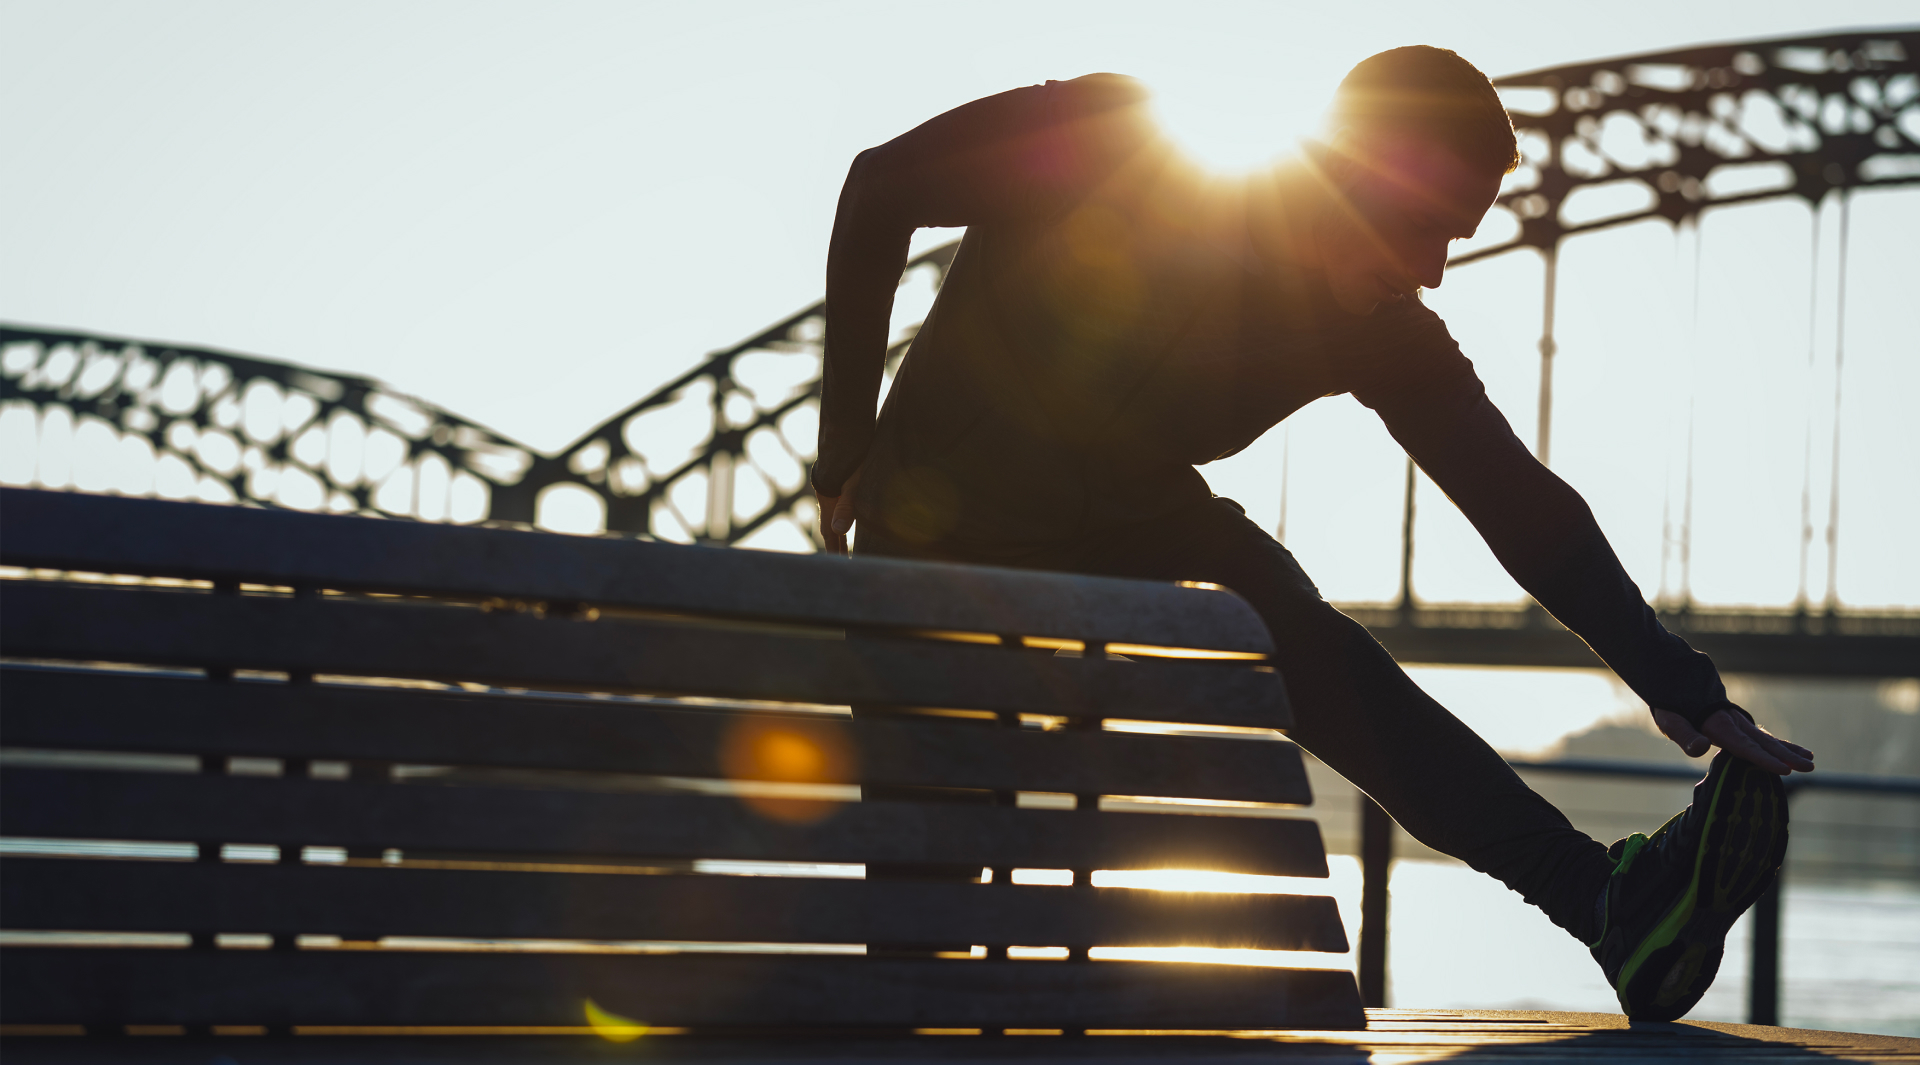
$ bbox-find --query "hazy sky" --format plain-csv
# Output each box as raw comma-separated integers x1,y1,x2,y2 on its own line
4,0,1913,450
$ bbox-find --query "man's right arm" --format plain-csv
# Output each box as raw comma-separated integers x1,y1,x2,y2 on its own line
813,76,1154,550
1353,304,1812,773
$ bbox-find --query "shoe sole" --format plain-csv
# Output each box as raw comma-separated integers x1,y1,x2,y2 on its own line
1614,756,1789,1022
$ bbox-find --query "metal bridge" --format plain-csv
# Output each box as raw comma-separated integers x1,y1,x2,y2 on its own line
4,29,1916,677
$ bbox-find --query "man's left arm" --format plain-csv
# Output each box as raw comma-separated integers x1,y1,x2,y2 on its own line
1355,307,1814,774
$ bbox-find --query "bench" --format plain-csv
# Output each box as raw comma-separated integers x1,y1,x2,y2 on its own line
0,486,1361,1054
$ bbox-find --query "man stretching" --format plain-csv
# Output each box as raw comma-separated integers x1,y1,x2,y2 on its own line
812,47,1814,1021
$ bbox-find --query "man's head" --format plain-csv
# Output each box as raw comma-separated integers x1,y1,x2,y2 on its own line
1310,46,1516,314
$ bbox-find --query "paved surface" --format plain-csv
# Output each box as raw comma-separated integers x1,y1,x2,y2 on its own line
1288,1010,1920,1061
4,1011,1917,1062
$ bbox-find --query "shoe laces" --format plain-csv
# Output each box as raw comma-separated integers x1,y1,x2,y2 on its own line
1610,832,1651,874
1589,832,1653,950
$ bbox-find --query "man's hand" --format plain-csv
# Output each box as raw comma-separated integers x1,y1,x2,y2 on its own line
1654,707,1814,776
817,467,862,556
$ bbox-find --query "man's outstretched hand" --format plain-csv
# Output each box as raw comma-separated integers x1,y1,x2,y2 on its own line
816,467,862,556
1654,707,1815,776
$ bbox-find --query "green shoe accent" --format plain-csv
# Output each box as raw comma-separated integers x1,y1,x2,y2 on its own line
1587,751,1789,1022
1586,832,1648,950
1612,773,1730,1010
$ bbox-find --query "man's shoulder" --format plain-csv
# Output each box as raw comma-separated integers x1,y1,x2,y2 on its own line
1047,72,1151,108
1039,73,1154,135
1024,74,1158,186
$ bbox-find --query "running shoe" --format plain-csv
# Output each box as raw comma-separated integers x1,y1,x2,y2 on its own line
1588,749,1789,1021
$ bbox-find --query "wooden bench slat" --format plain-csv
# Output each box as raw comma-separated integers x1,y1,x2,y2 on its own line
0,669,1312,805
0,949,1366,1030
0,488,1274,654
0,1035,1355,1062
2,769,1332,876
0,860,1350,953
3,583,1287,728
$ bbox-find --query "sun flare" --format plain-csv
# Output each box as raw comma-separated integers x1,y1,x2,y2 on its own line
1148,75,1332,175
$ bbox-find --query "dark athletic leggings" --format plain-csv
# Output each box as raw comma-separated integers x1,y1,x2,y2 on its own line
856,494,1614,941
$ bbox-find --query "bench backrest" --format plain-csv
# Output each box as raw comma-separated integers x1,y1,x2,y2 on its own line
0,487,1360,1038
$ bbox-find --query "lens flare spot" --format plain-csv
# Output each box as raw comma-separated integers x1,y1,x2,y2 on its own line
760,731,826,779
720,718,856,824
583,999,647,1042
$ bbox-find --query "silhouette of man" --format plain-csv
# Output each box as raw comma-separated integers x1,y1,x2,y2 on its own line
813,47,1814,1020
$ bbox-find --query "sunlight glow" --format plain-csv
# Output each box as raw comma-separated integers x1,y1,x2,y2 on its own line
1089,946,1351,971
1085,862,1361,973
1148,75,1332,175
1010,868,1075,886
1091,868,1332,895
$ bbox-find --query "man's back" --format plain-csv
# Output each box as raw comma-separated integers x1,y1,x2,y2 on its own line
839,74,1471,550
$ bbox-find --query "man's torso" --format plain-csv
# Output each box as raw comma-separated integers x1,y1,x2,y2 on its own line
856,75,1469,550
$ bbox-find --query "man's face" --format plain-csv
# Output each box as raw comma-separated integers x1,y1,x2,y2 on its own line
1315,133,1504,315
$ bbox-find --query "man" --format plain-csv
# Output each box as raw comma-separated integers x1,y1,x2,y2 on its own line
813,47,1814,1021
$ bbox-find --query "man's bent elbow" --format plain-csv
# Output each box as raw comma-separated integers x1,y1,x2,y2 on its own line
833,147,908,237
841,146,895,201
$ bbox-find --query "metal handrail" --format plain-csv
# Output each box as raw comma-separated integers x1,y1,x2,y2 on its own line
1356,758,1920,1025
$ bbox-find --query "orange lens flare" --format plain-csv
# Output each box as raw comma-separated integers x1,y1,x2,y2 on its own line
718,718,856,824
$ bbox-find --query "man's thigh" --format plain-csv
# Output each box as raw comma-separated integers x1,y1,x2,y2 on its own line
857,495,1341,644
1074,497,1338,636
1071,497,1409,743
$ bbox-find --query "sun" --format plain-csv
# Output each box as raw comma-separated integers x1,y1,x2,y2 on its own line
1147,73,1333,175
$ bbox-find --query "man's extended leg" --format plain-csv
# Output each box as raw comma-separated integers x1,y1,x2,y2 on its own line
1067,496,1615,940
855,497,1785,1018
1066,496,1788,1020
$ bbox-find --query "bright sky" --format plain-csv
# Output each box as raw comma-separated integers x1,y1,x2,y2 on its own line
2,0,1913,757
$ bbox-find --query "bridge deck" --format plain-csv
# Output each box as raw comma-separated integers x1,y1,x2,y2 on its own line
1344,604,1920,677
6,1011,1916,1063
